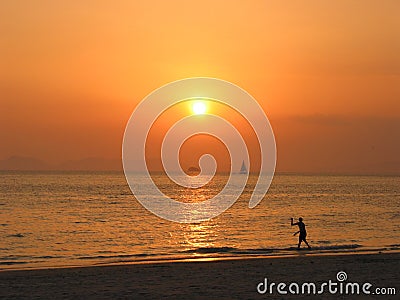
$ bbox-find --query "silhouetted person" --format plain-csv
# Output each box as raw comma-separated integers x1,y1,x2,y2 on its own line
291,217,311,249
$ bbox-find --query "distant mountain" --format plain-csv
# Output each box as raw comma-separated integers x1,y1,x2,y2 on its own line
0,155,398,174
0,156,122,171
56,157,122,171
0,156,50,170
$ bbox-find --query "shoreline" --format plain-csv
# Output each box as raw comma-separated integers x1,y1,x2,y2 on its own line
1,247,399,273
1,252,398,299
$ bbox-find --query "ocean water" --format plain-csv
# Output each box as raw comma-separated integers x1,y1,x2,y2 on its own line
0,171,399,270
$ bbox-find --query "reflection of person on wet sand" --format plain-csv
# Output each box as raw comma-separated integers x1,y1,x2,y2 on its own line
291,217,311,249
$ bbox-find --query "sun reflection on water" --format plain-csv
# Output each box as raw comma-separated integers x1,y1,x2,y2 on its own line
181,221,219,250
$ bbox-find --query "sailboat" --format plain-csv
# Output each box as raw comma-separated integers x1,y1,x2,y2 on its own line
239,160,248,174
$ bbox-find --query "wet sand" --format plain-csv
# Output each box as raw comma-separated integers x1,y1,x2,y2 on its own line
1,253,399,299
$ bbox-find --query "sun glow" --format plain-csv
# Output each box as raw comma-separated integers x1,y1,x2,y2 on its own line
192,101,207,115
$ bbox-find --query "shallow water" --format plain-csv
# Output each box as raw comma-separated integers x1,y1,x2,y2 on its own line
0,172,399,269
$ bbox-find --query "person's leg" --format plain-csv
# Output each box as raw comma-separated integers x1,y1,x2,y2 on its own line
298,236,302,249
304,239,311,249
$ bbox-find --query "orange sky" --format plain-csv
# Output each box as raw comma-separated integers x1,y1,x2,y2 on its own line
1,1,399,173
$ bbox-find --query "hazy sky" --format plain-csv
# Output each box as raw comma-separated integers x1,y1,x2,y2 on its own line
1,1,399,173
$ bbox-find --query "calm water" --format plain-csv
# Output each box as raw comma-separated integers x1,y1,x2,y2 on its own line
0,172,399,270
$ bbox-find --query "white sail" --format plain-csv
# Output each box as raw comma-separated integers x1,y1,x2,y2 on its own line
239,160,248,174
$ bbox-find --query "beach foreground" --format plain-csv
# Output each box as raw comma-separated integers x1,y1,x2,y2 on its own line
1,253,398,299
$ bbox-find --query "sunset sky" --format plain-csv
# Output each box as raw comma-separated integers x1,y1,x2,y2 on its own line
1,1,399,173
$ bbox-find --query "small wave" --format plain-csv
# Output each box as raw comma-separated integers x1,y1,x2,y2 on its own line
388,247,400,251
182,245,363,255
316,240,331,244
182,247,274,255
36,255,65,259
284,244,362,251
7,233,24,238
76,253,156,260
325,244,362,250
386,244,400,251
231,248,274,255
389,213,400,219
0,261,28,266
0,255,64,261
182,247,238,254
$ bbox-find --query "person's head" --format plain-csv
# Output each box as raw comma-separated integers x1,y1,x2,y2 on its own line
299,217,303,222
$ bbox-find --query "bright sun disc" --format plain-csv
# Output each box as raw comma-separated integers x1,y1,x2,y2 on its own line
192,101,207,115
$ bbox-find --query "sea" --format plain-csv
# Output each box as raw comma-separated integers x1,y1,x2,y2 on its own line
1,171,399,270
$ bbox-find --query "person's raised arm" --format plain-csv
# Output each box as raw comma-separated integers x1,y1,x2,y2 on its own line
291,217,298,226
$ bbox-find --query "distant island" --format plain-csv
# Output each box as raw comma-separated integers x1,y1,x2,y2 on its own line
187,166,200,175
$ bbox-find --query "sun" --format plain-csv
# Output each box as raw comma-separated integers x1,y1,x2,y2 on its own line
192,101,207,115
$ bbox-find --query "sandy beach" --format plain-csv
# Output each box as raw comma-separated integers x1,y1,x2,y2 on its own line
1,252,398,299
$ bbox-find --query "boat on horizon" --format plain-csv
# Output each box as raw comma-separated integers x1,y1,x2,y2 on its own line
239,160,248,174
